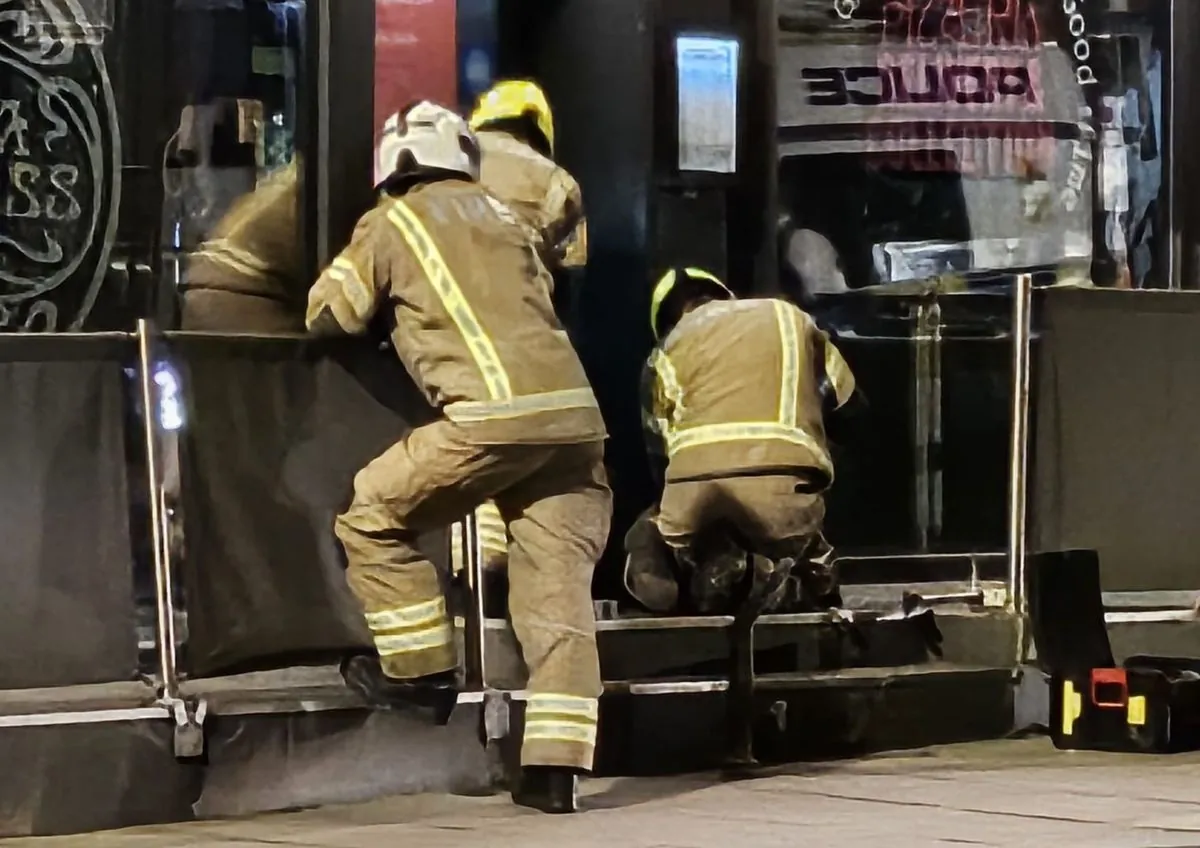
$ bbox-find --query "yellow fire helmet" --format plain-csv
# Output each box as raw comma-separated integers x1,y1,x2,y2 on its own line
469,79,555,155
650,266,734,340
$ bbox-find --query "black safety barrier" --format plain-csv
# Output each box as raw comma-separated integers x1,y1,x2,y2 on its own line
0,334,139,690
163,332,446,677
1033,288,1200,593
817,290,1016,554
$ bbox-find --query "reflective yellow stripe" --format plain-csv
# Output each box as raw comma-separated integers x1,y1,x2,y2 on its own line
527,694,600,720
324,258,374,320
476,502,508,554
824,337,856,408
774,300,800,428
192,239,271,278
649,349,683,437
667,422,830,474
364,598,447,632
524,721,598,746
443,388,598,423
524,694,599,747
375,622,455,657
665,301,833,477
387,200,513,400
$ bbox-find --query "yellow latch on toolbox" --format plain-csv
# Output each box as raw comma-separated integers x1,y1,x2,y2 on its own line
1127,695,1147,726
1062,681,1082,736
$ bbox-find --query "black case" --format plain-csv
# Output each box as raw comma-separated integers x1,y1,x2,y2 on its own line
1029,549,1200,753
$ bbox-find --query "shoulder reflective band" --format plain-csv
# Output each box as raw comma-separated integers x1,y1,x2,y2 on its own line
774,300,800,427
650,348,683,425
388,200,514,401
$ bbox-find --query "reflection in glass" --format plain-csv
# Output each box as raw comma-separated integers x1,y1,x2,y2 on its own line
162,0,307,332
776,0,1170,293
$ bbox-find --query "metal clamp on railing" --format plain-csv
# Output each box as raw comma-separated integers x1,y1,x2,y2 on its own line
137,319,207,758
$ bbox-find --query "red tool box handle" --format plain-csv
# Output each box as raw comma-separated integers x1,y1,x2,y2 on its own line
1091,668,1128,709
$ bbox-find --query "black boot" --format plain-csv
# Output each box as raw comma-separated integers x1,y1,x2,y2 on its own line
512,766,580,814
340,654,458,725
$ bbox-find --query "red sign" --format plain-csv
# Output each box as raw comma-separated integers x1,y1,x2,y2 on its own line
883,0,1041,46
374,0,458,134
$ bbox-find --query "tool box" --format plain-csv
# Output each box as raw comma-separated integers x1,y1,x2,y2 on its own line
1029,549,1200,753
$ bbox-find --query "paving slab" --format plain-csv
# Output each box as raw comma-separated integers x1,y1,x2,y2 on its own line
8,739,1200,848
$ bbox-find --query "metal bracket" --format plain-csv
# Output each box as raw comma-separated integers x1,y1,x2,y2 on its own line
482,690,512,743
982,585,1008,608
165,696,207,759
474,688,513,751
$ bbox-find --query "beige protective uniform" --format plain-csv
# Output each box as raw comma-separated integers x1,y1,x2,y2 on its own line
477,129,587,274
181,160,305,332
465,129,589,573
635,298,855,607
306,177,610,771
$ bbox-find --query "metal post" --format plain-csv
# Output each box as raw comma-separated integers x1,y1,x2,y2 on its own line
913,300,934,551
1006,275,1034,664
460,511,487,690
137,319,181,699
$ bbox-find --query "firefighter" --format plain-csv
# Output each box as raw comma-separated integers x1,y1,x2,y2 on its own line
180,157,305,332
469,79,587,279
465,79,589,586
624,267,855,616
305,101,610,815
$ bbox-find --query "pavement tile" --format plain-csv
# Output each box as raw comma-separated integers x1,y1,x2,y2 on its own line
10,740,1200,848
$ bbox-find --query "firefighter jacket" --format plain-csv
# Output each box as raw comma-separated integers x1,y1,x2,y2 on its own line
642,298,855,488
306,178,607,446
477,129,587,274
183,159,303,314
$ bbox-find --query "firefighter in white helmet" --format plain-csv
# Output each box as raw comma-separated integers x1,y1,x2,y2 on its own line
464,79,590,599
624,267,855,615
306,101,609,814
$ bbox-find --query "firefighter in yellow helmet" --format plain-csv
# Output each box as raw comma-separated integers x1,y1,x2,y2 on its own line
306,101,610,814
466,80,589,589
624,267,856,616
470,79,587,277
180,158,305,331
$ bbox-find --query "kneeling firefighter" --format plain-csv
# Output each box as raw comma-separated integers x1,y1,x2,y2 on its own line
625,267,856,616
465,79,589,579
305,101,611,814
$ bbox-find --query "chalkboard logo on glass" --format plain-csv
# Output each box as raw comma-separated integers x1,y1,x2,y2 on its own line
0,0,120,332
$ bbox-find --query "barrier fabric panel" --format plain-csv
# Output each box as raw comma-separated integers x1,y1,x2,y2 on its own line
1033,289,1200,592
0,336,137,690
170,335,443,677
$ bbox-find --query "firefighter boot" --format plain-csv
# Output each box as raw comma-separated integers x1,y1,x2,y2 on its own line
340,654,458,725
512,766,579,814
623,510,681,613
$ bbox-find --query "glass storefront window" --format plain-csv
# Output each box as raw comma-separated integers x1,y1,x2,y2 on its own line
164,0,308,332
0,1,122,331
776,0,1170,293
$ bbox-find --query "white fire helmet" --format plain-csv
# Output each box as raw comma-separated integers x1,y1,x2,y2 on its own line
374,101,481,187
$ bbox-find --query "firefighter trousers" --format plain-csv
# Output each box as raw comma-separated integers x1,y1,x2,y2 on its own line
625,474,833,614
335,418,610,771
